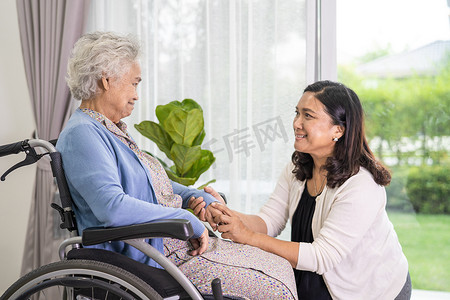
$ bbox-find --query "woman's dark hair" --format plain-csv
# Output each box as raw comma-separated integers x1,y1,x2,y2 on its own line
292,80,391,187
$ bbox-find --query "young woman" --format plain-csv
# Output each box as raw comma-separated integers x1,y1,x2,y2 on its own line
193,80,411,299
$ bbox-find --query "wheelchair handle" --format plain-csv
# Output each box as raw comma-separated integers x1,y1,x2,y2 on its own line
0,139,57,157
0,140,26,157
0,139,57,181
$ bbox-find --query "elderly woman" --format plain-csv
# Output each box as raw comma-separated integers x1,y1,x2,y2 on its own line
58,31,211,262
195,81,411,300
57,31,297,299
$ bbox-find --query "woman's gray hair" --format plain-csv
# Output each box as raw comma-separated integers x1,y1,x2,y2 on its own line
67,31,140,100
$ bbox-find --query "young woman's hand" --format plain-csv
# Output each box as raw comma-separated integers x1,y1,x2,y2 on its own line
209,203,254,244
202,186,227,229
189,186,228,229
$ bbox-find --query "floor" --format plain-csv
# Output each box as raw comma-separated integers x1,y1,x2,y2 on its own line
412,290,450,300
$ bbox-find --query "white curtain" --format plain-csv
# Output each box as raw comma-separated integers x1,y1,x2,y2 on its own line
87,0,309,240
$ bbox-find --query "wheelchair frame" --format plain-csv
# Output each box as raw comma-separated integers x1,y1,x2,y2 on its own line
0,138,226,300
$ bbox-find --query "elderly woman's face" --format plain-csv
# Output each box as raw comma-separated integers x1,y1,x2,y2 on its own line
293,92,343,160
101,62,141,123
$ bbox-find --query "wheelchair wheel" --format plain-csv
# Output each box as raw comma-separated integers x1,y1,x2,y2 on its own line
1,259,163,300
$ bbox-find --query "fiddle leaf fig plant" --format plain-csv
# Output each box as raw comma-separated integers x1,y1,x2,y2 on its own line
135,99,216,188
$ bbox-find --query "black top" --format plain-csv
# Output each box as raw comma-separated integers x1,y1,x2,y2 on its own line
291,183,332,300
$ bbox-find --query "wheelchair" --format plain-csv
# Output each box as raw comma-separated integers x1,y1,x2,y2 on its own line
0,138,240,300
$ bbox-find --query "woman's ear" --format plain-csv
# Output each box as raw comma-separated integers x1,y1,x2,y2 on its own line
335,125,345,139
101,77,110,91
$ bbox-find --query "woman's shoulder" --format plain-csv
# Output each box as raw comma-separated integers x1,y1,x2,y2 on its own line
64,109,99,128
328,167,388,211
61,110,105,135
338,166,385,193
58,110,110,148
354,166,378,182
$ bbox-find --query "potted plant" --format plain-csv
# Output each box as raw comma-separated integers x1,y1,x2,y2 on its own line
134,99,216,188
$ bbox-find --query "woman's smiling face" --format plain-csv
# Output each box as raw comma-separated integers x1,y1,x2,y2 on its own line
293,92,343,161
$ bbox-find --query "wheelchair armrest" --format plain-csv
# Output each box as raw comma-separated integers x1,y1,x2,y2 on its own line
82,219,194,246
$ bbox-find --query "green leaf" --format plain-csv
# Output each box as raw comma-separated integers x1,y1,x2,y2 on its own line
184,149,215,179
164,108,204,146
155,99,203,124
155,102,179,124
164,167,197,186
197,179,216,190
135,98,214,187
170,144,202,176
134,121,174,159
169,165,180,176
179,99,203,111
192,128,206,146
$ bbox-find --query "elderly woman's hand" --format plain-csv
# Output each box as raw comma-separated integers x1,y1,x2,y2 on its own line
189,228,209,256
203,186,226,204
188,196,207,221
188,186,227,228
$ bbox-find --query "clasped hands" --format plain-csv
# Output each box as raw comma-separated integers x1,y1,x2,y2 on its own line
188,186,251,245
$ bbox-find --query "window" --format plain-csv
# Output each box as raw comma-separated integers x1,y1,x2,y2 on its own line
337,0,450,293
87,0,319,240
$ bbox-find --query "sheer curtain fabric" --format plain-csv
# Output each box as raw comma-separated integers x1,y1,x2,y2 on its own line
87,0,308,239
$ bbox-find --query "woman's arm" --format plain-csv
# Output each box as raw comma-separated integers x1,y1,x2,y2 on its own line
231,211,268,234
256,163,294,237
196,186,268,234
250,233,300,268
197,163,294,235
211,203,299,267
172,181,219,209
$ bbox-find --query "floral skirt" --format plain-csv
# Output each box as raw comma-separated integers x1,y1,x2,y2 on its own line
164,237,298,300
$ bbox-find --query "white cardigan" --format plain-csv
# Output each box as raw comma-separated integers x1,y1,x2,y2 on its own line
258,162,408,300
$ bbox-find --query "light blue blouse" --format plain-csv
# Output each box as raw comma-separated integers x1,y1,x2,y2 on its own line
57,109,216,268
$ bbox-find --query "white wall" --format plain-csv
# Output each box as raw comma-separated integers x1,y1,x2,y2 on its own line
0,0,36,293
